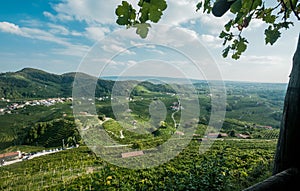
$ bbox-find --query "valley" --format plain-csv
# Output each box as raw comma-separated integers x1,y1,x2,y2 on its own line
0,68,286,190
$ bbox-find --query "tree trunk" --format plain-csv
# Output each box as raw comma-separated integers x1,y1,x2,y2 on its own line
273,33,300,174
244,168,299,191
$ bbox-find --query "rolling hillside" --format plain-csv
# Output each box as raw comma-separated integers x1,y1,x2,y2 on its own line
0,68,175,99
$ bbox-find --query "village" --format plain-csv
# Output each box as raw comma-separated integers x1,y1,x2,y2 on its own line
0,97,73,114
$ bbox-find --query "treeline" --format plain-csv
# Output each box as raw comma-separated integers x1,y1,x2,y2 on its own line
23,119,81,148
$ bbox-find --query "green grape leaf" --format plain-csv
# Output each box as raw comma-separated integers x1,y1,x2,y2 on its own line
149,7,163,23
134,23,151,39
230,0,242,14
222,46,231,58
116,17,130,25
232,38,248,59
139,0,167,23
140,3,150,23
151,0,167,10
252,0,262,10
276,21,294,29
115,1,136,26
138,0,144,7
219,31,229,38
264,26,281,45
261,8,277,24
241,0,261,13
224,20,233,32
203,0,212,13
196,2,202,12
236,38,248,53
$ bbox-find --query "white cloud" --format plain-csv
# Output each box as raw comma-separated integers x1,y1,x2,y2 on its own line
200,34,223,48
0,21,90,58
47,23,83,37
20,19,44,28
198,14,231,35
102,44,136,55
217,53,290,83
201,34,216,43
44,0,229,49
140,25,200,48
146,48,165,55
43,11,73,22
0,22,27,36
0,21,71,45
51,0,118,24
43,11,56,20
48,23,70,35
51,44,90,57
48,0,209,27
239,55,284,65
160,0,200,25
85,27,110,41
248,19,265,30
22,27,70,46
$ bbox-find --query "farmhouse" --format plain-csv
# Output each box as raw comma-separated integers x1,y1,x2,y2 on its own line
0,151,21,162
263,126,273,130
207,133,228,138
236,133,251,139
175,131,185,136
121,151,144,158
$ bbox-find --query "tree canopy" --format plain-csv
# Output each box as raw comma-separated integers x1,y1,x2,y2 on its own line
115,0,299,59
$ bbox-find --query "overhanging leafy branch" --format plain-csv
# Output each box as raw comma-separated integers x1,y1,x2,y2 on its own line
115,0,167,39
115,0,299,59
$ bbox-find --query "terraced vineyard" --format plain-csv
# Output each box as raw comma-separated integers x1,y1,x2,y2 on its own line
0,140,276,191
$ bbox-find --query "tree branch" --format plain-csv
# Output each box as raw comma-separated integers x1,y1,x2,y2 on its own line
288,0,300,20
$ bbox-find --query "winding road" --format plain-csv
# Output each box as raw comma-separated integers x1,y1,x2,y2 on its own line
171,100,181,128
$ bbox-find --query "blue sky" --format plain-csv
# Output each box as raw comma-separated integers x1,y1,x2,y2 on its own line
0,0,299,83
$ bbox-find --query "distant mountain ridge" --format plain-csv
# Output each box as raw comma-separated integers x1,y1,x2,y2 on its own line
0,68,177,99
0,68,288,99
100,75,207,84
0,68,110,99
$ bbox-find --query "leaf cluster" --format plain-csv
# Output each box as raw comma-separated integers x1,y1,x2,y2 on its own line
116,0,299,59
115,0,167,38
197,0,298,59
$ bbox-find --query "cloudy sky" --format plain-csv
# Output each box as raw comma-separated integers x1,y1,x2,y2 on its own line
0,0,299,83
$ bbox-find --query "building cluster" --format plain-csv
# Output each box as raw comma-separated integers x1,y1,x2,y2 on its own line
121,151,144,158
0,145,79,166
97,96,111,101
0,151,21,165
253,123,273,129
170,101,183,111
0,97,72,114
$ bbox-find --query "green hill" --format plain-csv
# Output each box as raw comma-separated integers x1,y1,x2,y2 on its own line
0,68,175,99
0,68,179,150
0,68,285,151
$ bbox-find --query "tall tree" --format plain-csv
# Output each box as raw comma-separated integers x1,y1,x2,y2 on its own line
115,0,300,175
274,34,300,174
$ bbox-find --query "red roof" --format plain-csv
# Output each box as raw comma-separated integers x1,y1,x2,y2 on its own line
0,151,20,159
237,134,251,139
121,151,144,158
